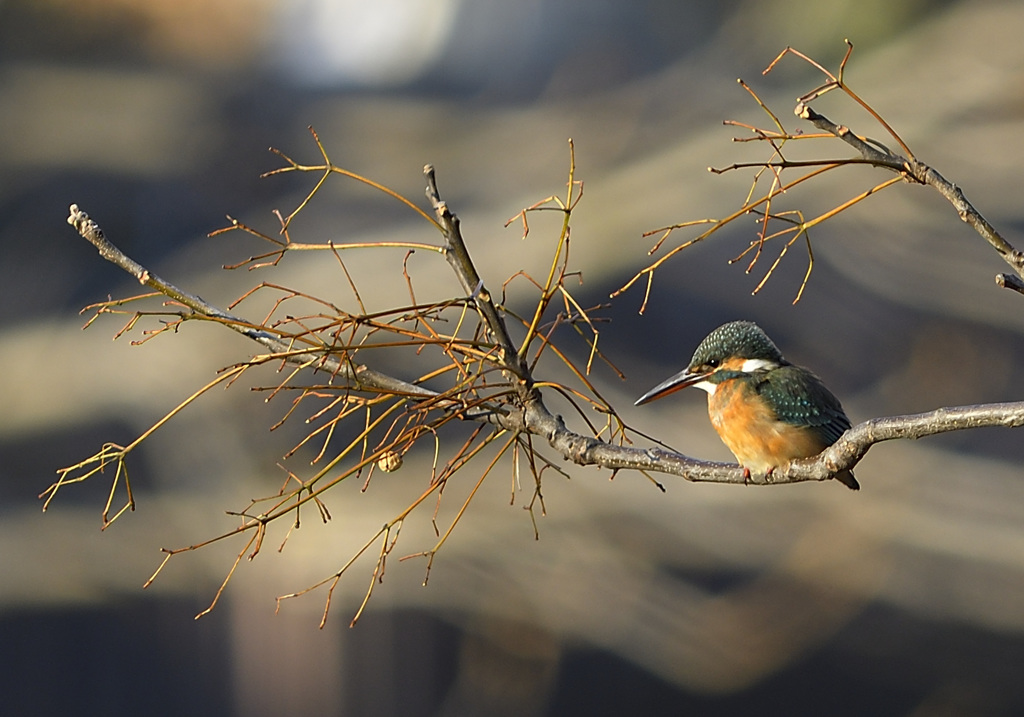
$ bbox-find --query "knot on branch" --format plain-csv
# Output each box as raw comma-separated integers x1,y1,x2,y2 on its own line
567,435,601,465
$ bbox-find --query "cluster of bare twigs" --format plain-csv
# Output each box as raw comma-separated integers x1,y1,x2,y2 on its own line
614,40,1024,310
47,44,1024,626
47,135,646,626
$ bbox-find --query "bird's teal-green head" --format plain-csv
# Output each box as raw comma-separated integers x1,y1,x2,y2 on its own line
686,320,786,375
634,321,785,405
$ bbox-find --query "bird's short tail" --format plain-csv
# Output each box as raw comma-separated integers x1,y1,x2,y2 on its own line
835,469,859,491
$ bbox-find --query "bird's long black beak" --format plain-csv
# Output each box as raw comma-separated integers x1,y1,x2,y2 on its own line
634,369,708,406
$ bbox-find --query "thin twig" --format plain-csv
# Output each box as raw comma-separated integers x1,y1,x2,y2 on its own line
67,205,437,400
795,97,1024,282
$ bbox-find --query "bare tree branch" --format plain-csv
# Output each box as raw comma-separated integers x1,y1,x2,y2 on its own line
619,40,1024,306
424,165,532,386
67,204,434,401
535,401,1024,486
65,204,1024,492
794,103,1024,283
56,46,1024,621
996,273,1024,296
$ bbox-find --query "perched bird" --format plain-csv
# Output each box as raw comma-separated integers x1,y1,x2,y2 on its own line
635,320,859,490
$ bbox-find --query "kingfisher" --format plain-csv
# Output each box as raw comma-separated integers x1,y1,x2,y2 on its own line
635,320,859,490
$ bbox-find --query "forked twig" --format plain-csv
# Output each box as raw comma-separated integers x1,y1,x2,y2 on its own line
617,39,1024,307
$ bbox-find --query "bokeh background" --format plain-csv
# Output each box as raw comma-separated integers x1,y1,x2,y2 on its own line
2,0,1024,715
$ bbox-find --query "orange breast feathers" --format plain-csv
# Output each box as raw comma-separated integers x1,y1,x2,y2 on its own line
707,378,829,473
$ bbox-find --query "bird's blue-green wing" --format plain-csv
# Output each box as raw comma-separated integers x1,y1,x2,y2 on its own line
756,365,851,446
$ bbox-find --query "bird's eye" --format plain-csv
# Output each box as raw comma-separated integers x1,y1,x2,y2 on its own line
706,358,720,369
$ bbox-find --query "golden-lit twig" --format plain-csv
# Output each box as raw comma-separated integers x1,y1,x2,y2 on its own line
42,363,250,526
265,126,441,231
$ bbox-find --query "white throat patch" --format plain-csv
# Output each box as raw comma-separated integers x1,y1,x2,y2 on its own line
691,378,716,395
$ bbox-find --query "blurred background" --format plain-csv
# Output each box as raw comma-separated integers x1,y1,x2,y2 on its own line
2,0,1024,714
